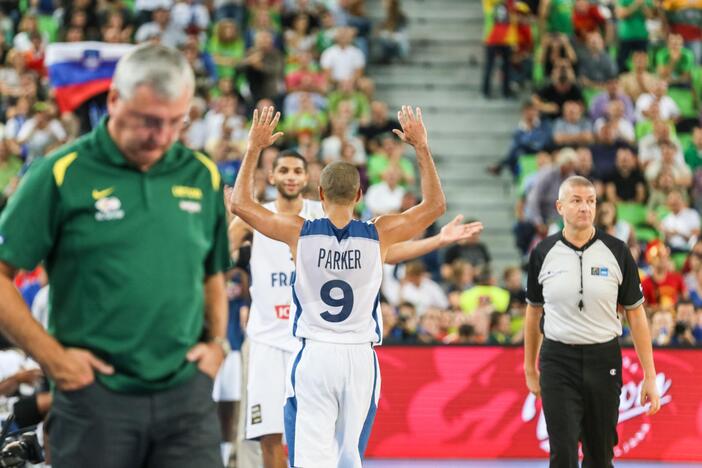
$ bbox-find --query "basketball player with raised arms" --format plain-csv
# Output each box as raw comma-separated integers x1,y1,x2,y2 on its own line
230,105,474,467
228,150,482,468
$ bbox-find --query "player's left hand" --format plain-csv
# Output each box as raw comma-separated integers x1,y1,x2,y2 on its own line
186,342,226,379
393,106,428,148
247,105,284,151
439,215,484,246
641,375,661,415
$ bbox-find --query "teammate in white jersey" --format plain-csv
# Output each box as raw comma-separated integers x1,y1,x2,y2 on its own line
231,106,481,467
229,150,482,468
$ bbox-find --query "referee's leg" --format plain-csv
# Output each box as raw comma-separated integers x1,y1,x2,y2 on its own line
539,339,583,468
581,339,622,468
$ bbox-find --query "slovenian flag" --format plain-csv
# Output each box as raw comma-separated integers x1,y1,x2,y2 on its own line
46,42,134,113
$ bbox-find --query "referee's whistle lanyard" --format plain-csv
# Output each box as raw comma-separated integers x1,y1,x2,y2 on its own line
576,251,584,311
562,227,596,313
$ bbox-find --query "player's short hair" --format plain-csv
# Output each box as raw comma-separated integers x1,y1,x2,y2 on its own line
273,149,307,171
320,161,360,204
558,175,595,201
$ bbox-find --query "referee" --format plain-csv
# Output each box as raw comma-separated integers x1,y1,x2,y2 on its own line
524,175,661,467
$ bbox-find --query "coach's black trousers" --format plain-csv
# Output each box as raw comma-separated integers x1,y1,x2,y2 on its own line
539,337,622,468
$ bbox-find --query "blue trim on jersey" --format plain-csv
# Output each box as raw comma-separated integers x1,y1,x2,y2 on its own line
284,338,306,468
371,292,382,344
291,271,303,337
300,218,379,242
358,349,379,459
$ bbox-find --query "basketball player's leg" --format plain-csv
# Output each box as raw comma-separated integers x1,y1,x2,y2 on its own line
246,341,290,468
285,340,339,468
336,345,380,468
213,351,242,465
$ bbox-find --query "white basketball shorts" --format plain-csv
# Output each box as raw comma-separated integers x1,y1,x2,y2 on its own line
212,350,242,402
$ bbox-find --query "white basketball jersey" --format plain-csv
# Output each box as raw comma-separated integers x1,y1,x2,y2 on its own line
291,218,383,344
248,200,325,351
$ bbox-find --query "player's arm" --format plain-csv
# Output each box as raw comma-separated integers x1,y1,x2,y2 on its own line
230,106,304,252
375,106,447,259
228,216,252,261
384,214,483,265
625,304,661,415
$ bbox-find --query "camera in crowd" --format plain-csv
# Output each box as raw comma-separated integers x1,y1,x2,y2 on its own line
0,416,44,468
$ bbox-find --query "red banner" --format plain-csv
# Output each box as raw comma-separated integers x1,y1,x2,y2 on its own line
367,346,702,462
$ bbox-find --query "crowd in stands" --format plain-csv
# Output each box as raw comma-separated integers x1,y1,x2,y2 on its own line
484,0,702,347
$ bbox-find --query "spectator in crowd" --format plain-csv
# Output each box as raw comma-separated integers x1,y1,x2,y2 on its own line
488,311,513,344
572,0,608,45
482,0,516,99
237,30,285,104
488,100,552,178
511,2,535,90
16,101,67,165
207,19,245,82
359,100,400,151
577,31,618,88
399,261,449,316
589,77,636,123
552,100,594,148
606,145,647,203
671,300,697,345
656,33,694,89
373,0,409,64
644,139,692,188
573,145,605,195
135,6,186,48
639,119,683,169
615,0,652,73
367,133,415,186
320,26,365,85
642,240,688,308
635,79,680,123
685,126,702,211
651,309,674,345
442,221,492,278
459,275,511,316
0,138,21,203
620,49,657,102
537,32,578,80
503,265,526,304
663,0,702,64
594,100,636,145
524,147,577,236
364,163,405,217
647,168,684,221
532,62,584,120
595,200,636,245
539,0,574,37
658,189,701,252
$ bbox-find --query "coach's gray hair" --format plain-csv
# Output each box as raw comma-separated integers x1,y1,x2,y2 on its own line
112,44,195,101
558,175,595,201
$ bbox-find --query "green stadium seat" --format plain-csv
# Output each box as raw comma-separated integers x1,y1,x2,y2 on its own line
672,252,688,271
517,154,538,195
667,87,698,118
617,202,647,226
38,15,58,43
583,87,599,108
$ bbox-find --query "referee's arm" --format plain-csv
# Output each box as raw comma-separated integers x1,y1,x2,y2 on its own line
524,304,544,398
626,304,661,415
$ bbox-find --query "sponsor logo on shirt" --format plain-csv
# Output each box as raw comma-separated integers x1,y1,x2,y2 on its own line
179,200,202,213
171,185,203,200
275,304,290,320
95,196,124,221
591,266,609,277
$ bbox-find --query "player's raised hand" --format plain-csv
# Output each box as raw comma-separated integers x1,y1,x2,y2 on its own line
393,106,428,148
439,215,484,245
248,105,284,151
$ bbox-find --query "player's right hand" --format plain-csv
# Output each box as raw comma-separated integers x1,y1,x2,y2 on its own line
48,347,114,391
525,369,541,398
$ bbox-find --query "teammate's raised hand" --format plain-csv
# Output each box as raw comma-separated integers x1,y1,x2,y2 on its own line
393,106,428,148
439,215,484,245
247,105,284,151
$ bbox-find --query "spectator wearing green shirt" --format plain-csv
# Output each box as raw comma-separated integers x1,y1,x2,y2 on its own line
656,33,695,88
207,18,245,81
0,44,230,468
326,79,371,125
615,0,653,72
367,134,416,186
539,0,575,37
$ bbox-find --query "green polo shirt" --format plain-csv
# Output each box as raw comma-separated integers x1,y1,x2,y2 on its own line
0,118,230,393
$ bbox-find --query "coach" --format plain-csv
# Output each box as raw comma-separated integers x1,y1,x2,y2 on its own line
0,44,229,467
524,175,661,468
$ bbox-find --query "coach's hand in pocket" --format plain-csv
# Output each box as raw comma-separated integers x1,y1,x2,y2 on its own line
48,347,114,391
187,341,225,379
